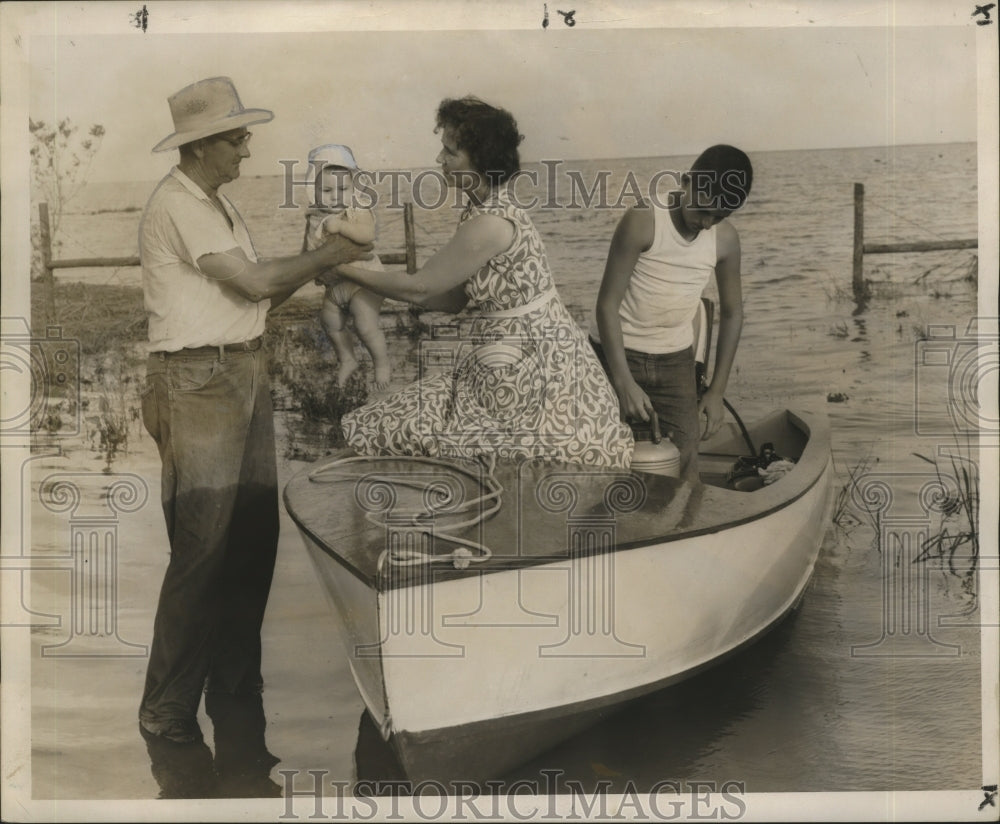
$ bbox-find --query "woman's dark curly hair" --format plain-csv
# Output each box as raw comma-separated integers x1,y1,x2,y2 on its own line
436,96,523,185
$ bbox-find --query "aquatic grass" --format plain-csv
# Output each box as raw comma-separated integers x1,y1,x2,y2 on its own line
822,253,977,307
820,278,854,303
84,349,143,473
911,445,979,598
827,321,849,339
266,319,370,460
26,283,406,462
395,306,431,343
831,450,878,536
30,281,147,354
862,280,904,300
835,441,980,594
912,253,978,286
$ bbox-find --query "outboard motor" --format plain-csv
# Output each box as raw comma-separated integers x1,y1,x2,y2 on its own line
726,442,795,491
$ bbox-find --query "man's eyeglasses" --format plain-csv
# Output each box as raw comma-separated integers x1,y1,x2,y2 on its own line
215,132,252,148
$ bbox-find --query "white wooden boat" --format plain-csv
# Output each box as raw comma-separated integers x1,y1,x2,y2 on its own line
284,406,834,782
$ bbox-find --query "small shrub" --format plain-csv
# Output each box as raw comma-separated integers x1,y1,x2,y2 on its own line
30,118,106,283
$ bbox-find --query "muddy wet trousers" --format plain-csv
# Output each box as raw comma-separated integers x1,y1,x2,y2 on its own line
138,345,279,729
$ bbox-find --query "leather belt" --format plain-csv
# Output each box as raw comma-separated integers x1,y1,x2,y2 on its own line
154,337,263,357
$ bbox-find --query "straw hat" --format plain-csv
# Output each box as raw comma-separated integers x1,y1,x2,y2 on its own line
152,76,274,153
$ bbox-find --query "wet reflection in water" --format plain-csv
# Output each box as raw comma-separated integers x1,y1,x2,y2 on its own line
354,711,410,790
140,693,282,798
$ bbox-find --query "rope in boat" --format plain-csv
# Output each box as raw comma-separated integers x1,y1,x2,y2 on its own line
307,454,502,570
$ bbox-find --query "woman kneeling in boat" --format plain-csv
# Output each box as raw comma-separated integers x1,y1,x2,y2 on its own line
335,96,633,469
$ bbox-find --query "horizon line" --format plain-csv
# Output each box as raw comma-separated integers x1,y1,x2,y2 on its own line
81,140,978,186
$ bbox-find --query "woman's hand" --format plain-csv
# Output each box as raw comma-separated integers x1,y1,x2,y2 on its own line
320,213,511,308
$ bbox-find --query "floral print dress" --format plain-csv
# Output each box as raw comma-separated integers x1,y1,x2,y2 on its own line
342,188,634,469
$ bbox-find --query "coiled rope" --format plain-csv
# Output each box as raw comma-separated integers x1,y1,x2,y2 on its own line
307,454,501,570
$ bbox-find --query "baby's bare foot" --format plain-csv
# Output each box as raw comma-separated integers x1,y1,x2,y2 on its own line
337,356,359,387
372,361,391,393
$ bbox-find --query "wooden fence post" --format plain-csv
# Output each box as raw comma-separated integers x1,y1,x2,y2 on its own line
404,201,417,274
853,181,976,298
39,202,56,324
852,183,865,299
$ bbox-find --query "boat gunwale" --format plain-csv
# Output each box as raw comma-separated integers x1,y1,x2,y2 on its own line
284,408,831,591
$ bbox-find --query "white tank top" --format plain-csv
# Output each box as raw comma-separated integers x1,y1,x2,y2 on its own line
591,204,717,354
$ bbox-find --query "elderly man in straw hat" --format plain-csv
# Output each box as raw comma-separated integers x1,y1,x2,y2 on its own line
137,77,371,746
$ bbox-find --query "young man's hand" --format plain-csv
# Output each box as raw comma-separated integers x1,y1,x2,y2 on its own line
698,386,726,439
614,374,655,426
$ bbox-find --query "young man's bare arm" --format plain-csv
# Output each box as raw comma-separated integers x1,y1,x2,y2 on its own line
595,204,654,423
699,221,744,439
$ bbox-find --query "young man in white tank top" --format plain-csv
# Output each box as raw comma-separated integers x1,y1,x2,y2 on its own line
591,145,753,483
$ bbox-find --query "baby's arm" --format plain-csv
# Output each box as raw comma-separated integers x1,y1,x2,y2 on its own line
303,209,344,256
329,208,376,245
316,212,346,238
595,204,656,424
698,221,744,439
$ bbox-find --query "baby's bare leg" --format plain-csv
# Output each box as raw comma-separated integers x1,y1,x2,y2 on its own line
349,289,391,391
319,292,360,386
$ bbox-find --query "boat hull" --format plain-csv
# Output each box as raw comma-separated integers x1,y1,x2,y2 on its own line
287,408,834,781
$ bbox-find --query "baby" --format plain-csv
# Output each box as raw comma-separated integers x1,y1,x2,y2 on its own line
304,144,390,390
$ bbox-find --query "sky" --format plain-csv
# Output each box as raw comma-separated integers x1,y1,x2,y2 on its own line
23,15,978,183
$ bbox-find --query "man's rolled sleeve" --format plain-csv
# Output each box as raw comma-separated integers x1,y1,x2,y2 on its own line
164,194,241,273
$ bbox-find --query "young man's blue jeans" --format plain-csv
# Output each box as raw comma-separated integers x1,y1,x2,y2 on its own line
138,344,279,736
592,341,701,482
